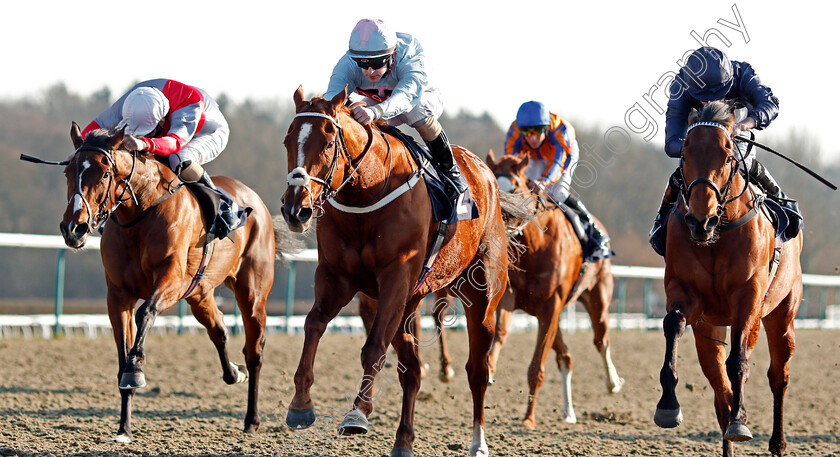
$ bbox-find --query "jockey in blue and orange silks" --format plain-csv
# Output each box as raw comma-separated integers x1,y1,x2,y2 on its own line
505,101,612,260
82,78,240,230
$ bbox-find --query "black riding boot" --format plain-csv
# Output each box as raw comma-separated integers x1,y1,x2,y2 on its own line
750,160,803,239
565,195,612,260
426,130,468,200
649,169,682,257
197,171,242,232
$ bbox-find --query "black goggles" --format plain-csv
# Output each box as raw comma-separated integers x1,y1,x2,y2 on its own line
520,126,548,137
353,55,391,70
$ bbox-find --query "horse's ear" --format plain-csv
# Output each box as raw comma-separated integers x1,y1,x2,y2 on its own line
485,149,496,168
293,85,306,111
106,126,126,151
688,108,700,125
515,154,530,172
330,85,348,110
70,121,83,149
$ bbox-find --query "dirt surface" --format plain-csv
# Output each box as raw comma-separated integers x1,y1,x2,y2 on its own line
1,328,838,456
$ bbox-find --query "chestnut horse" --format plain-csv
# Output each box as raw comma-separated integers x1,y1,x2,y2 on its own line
60,125,277,442
654,102,803,457
280,87,509,457
482,150,623,427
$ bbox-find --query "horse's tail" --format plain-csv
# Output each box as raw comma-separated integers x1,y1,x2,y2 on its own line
271,215,307,263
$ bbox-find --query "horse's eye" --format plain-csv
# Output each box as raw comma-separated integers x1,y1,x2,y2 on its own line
327,141,335,148
103,171,111,178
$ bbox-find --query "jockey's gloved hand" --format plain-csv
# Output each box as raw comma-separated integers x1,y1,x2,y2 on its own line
352,105,378,125
123,135,147,152
731,116,756,138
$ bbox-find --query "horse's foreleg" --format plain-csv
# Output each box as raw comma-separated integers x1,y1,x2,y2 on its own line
692,321,733,456
341,277,413,435
762,303,797,457
287,269,355,430
551,324,576,424
107,291,136,442
121,289,177,390
432,291,455,383
488,290,514,384
655,306,686,428
724,312,762,442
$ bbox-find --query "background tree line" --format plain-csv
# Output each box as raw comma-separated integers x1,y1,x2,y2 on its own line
0,83,837,307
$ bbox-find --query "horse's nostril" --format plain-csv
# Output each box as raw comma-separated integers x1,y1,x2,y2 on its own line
707,216,719,229
299,208,313,222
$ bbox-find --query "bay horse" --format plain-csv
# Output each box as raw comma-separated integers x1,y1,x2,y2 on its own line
654,101,803,457
60,124,278,442
483,150,623,427
280,86,509,457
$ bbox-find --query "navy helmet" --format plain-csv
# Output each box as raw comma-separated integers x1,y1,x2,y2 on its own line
684,47,734,102
516,101,551,128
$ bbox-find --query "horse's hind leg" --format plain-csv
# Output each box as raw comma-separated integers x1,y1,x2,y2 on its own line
451,268,506,457
521,295,562,428
388,298,425,456
551,322,576,423
432,291,455,382
693,321,734,457
231,266,271,434
762,300,798,456
582,272,624,393
488,290,514,384
187,293,246,385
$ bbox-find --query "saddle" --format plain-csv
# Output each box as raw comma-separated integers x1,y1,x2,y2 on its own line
379,126,478,224
543,198,614,263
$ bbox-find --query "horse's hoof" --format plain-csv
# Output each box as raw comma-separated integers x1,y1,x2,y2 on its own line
724,423,753,442
285,407,316,430
439,367,455,383
488,375,495,385
119,371,146,390
561,410,577,424
107,434,131,443
521,418,536,429
470,442,489,457
338,409,369,435
390,448,414,457
228,362,248,384
608,377,625,394
653,407,683,428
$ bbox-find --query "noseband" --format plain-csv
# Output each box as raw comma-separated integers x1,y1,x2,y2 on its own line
71,145,140,232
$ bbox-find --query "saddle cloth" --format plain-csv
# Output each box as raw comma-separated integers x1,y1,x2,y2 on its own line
380,126,478,224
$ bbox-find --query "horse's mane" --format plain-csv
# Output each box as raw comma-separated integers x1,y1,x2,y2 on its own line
698,100,734,127
82,128,113,148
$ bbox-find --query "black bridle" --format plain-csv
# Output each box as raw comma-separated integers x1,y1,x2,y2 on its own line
69,145,141,233
678,122,750,220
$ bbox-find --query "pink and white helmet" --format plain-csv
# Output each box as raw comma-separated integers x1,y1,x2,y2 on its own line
348,18,397,58
118,87,169,136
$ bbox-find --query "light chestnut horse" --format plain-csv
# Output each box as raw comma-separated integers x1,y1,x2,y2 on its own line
280,87,510,457
60,125,277,442
482,150,623,427
654,101,803,457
